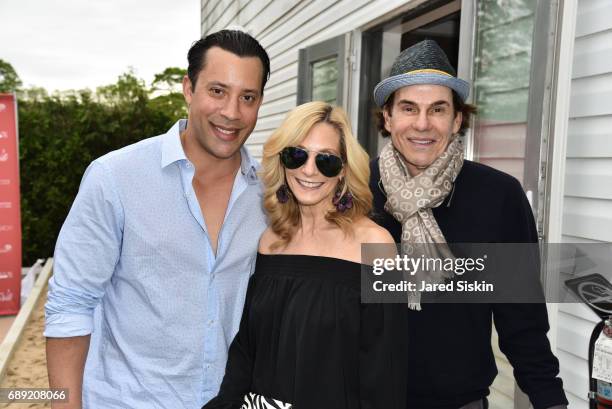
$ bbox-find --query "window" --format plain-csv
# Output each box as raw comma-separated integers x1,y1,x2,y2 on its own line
471,0,538,185
311,57,338,103
297,35,346,106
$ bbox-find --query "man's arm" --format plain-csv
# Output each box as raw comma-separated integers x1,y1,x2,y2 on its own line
45,160,124,408
495,178,568,409
46,336,90,409
494,303,567,409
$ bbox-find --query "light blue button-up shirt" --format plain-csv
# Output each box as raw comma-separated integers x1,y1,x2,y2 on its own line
45,120,267,408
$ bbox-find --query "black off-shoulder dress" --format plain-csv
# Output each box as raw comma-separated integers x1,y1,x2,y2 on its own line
203,253,405,409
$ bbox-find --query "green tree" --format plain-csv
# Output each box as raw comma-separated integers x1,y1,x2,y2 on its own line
151,67,186,93
16,65,188,265
18,86,48,101
149,67,188,119
0,59,22,92
96,69,148,106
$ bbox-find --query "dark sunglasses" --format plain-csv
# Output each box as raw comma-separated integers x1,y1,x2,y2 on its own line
279,146,343,177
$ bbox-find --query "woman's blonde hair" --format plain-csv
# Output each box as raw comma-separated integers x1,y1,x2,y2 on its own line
261,101,372,251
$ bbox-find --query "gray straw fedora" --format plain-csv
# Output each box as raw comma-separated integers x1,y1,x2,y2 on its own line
373,39,470,107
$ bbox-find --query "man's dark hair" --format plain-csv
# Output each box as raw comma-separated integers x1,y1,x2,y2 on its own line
375,90,477,137
187,30,271,93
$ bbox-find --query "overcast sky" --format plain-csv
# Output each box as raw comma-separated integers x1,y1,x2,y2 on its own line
0,0,201,92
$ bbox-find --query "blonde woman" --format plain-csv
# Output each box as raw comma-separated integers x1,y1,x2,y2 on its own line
203,102,401,409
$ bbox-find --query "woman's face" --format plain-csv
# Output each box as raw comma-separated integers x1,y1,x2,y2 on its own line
285,122,344,210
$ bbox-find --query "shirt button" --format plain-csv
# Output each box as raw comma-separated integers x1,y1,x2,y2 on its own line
186,162,193,169
208,319,215,326
206,364,211,370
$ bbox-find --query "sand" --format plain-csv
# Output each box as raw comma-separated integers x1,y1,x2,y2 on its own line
0,291,50,409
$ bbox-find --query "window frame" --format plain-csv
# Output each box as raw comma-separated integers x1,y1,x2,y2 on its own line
297,35,346,106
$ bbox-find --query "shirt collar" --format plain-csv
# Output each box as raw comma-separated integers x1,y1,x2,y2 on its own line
238,144,260,185
161,119,260,185
161,119,188,168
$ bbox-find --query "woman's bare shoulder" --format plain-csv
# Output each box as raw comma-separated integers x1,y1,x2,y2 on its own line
353,217,396,244
258,227,282,253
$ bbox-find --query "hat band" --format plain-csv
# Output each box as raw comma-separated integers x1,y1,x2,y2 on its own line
405,68,453,77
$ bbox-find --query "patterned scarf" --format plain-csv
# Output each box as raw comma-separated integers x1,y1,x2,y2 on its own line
378,137,464,310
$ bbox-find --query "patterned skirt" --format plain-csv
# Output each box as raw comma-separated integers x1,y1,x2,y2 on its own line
241,393,292,409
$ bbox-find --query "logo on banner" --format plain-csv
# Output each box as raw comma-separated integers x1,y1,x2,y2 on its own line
0,93,22,315
0,290,14,302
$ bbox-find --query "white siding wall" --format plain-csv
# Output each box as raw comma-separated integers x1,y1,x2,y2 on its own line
200,1,612,408
557,0,612,407
201,0,421,160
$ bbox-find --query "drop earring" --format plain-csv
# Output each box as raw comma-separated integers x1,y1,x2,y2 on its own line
332,181,353,212
276,184,291,204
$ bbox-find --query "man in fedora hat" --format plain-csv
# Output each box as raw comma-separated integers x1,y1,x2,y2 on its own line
369,39,568,409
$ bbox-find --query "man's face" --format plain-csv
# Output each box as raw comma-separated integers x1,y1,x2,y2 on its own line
383,84,461,176
182,46,264,160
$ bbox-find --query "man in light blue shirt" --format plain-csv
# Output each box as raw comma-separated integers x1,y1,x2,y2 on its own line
45,30,270,409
